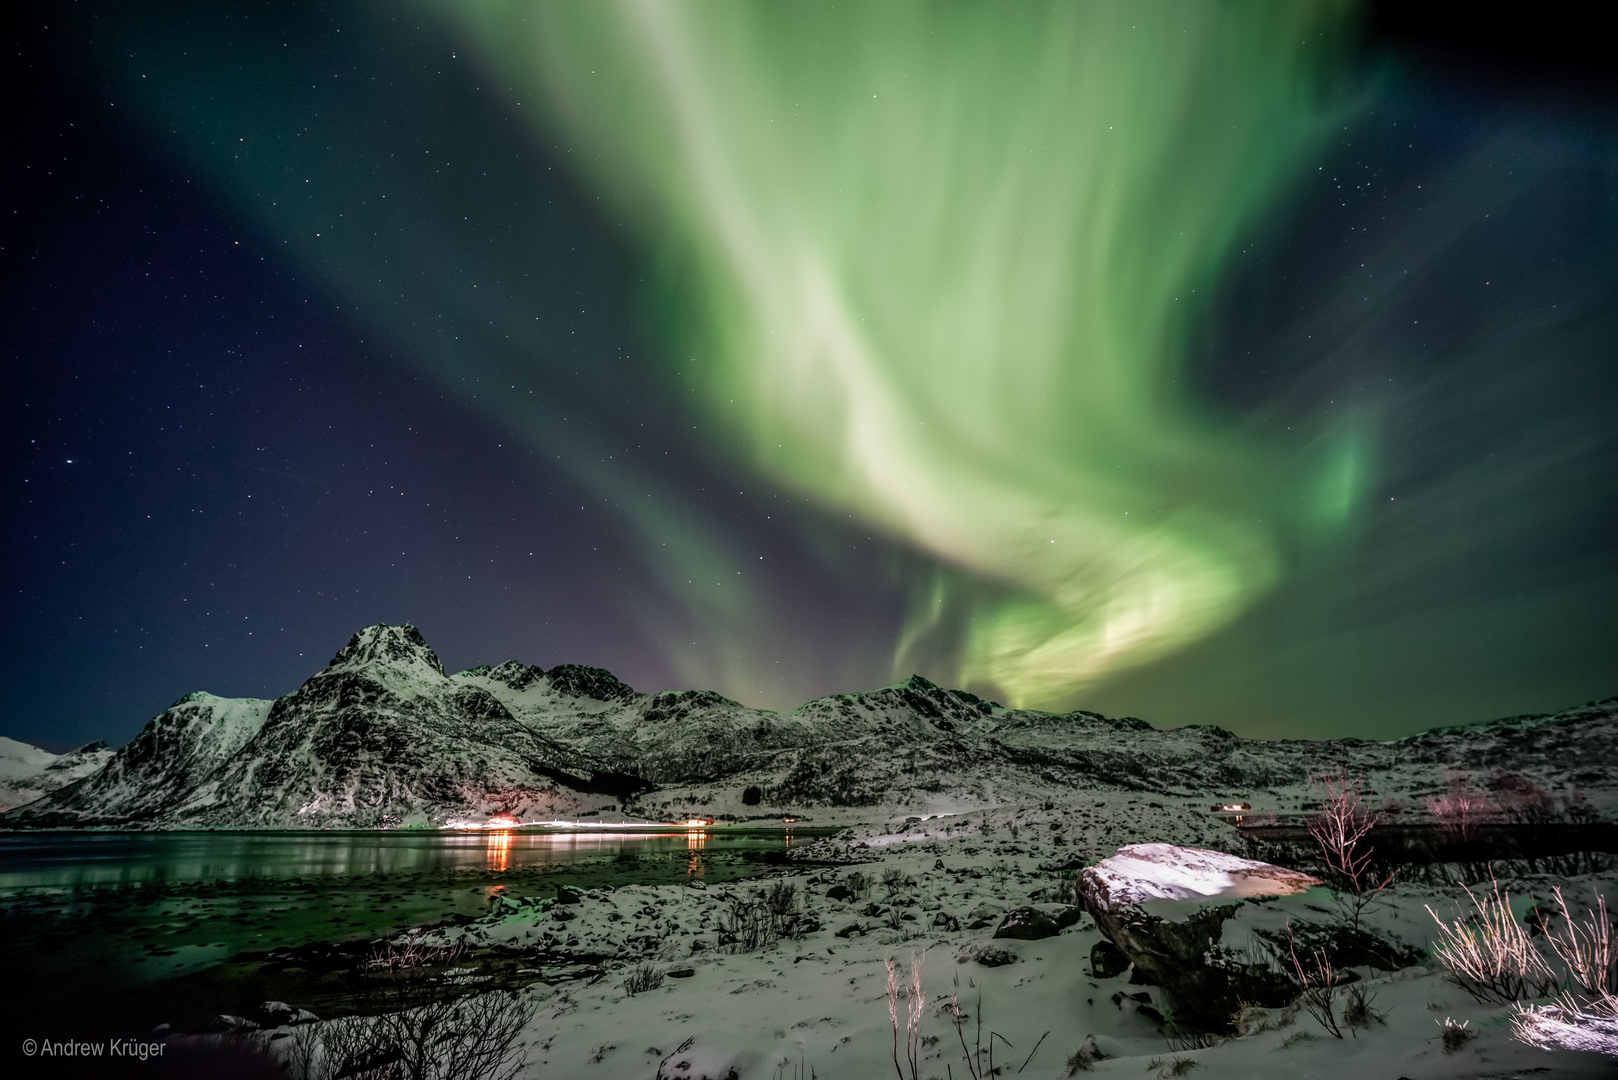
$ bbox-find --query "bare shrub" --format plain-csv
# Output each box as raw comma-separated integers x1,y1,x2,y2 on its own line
1543,887,1616,998
1512,996,1618,1056
719,882,802,952
1306,769,1392,931
621,963,664,996
282,990,533,1080
1283,926,1344,1039
1426,880,1558,1004
1063,1035,1104,1073
1437,1017,1475,1054
364,933,469,973
1425,772,1493,839
1509,887,1618,1057
844,871,871,899
882,868,917,893
1341,983,1385,1032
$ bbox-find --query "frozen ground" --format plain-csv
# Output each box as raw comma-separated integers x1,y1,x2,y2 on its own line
246,795,1618,1079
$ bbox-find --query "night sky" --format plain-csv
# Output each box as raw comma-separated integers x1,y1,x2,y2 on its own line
6,2,1615,750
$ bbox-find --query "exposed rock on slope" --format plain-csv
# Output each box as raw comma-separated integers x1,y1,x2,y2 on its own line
0,737,114,812
3,623,1615,829
4,626,645,829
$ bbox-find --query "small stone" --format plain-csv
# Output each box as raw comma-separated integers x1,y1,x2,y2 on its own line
834,922,864,938
825,884,853,901
667,966,696,978
556,885,583,905
956,943,1016,968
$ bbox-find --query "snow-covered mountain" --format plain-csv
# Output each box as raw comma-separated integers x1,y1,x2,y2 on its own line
2,623,1614,828
0,737,114,812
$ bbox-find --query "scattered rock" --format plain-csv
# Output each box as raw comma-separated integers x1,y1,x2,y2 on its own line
1071,1034,1105,1067
993,906,1060,940
667,966,695,978
834,921,865,938
552,907,577,923
556,885,583,905
956,943,1016,967
825,884,853,901
1090,939,1131,979
932,911,961,932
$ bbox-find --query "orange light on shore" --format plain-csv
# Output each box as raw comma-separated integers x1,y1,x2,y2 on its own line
487,814,521,828
683,817,714,827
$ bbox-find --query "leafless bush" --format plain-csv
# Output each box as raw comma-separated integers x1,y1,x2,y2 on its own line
1306,769,1392,932
1425,772,1493,839
1508,887,1618,1057
844,871,871,899
882,868,917,893
1512,995,1618,1056
719,883,801,952
1341,982,1385,1032
1436,1017,1475,1054
621,963,664,996
281,990,533,1080
1284,926,1344,1039
764,880,797,920
1544,887,1616,998
364,934,469,973
1426,880,1558,1004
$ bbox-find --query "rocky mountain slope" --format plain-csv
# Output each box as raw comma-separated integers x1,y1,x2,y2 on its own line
3,623,1614,828
0,737,114,812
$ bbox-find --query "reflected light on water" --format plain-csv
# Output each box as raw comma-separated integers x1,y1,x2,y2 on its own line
486,830,512,873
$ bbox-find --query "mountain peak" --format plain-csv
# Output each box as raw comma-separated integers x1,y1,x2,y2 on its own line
325,624,446,679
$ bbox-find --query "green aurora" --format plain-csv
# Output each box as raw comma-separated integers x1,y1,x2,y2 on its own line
68,0,1617,735
456,0,1368,708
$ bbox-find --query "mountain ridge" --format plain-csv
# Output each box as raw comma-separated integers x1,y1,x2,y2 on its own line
3,624,1614,829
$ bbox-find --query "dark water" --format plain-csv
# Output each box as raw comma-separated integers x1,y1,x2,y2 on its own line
0,827,827,1054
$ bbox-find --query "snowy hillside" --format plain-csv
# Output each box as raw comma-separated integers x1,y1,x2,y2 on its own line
3,623,1614,829
0,736,113,812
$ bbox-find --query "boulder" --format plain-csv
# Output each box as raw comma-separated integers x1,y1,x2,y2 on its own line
1077,843,1321,1032
992,906,1059,940
556,885,583,904
1089,939,1130,979
825,884,853,901
956,943,1017,967
1053,906,1086,930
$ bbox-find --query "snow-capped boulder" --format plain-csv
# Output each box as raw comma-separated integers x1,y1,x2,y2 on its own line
1078,844,1321,1031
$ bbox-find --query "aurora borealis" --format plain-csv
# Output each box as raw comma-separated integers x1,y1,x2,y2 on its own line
5,1,1616,744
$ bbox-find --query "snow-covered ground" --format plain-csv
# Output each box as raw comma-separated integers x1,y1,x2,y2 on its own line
232,799,1618,1079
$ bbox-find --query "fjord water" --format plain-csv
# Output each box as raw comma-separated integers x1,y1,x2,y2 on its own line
0,828,811,1043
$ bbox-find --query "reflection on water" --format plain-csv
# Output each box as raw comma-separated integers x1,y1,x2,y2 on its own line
0,828,813,890
486,830,512,873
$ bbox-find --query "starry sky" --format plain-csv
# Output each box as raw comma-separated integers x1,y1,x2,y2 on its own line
5,1,1616,750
